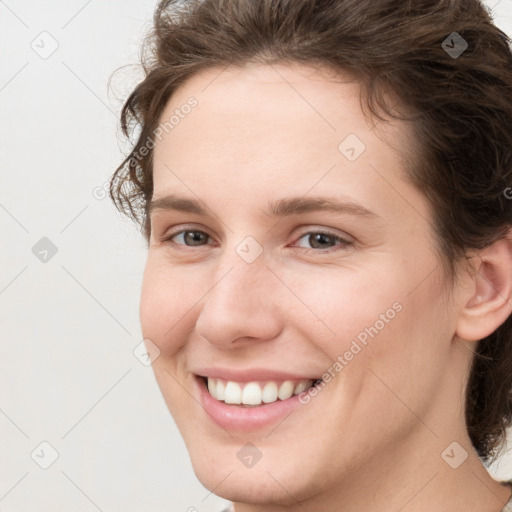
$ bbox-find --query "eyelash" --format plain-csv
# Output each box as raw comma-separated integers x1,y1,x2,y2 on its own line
160,227,353,254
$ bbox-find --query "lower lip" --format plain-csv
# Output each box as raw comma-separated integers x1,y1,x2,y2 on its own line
195,376,307,431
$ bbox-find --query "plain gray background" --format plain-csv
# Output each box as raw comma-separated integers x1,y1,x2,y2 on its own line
1,1,511,510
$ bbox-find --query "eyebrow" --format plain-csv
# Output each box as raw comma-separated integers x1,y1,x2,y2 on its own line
147,193,379,219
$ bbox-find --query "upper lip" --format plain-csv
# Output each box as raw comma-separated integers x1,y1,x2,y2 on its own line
193,367,320,382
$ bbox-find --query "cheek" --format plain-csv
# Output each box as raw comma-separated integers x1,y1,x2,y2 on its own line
293,257,451,382
139,256,197,354
341,269,453,424
282,264,403,356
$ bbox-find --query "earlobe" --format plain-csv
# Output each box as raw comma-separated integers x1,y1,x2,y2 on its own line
456,233,512,342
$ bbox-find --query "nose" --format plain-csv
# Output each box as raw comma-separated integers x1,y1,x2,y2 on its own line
195,249,283,348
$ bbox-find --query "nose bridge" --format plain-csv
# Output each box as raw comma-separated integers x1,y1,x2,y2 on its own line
195,240,282,345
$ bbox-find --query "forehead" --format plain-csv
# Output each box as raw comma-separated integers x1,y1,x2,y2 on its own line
150,62,424,222
154,63,410,170
159,63,365,144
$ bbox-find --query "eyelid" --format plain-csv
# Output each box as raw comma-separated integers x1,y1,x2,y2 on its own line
293,226,354,243
160,223,211,237
291,229,354,254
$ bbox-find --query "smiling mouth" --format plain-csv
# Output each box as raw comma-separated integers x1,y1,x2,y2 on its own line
200,376,322,407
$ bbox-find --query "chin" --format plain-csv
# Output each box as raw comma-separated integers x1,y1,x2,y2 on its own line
193,466,302,506
186,441,323,507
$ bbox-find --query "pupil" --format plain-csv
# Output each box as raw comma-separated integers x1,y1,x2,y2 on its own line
185,231,205,245
311,233,332,249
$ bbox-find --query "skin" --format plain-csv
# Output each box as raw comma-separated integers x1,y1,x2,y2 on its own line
139,62,512,511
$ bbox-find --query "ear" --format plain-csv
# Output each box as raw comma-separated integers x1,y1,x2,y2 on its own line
455,231,512,342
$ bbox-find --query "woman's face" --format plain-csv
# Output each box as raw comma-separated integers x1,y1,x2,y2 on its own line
140,63,469,505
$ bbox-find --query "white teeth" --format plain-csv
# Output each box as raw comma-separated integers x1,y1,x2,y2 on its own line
293,380,310,395
224,381,242,404
207,378,217,399
261,382,278,403
278,380,295,400
206,377,314,405
242,382,262,405
216,379,226,401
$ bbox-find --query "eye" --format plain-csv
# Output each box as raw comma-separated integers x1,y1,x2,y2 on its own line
160,227,353,254
293,230,353,253
162,229,213,248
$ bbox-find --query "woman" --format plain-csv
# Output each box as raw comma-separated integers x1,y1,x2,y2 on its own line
110,0,512,510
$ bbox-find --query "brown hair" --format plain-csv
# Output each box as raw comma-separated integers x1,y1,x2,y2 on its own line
110,0,512,464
